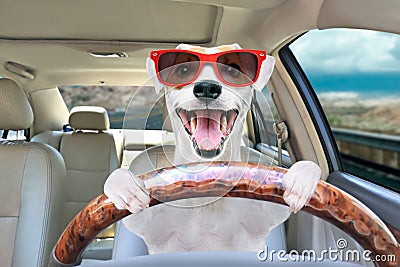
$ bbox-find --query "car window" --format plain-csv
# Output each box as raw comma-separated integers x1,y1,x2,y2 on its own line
289,29,400,191
59,86,163,129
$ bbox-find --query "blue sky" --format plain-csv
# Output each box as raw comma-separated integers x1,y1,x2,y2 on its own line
290,29,400,95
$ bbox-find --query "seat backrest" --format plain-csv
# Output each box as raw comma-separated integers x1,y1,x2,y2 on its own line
32,106,122,224
0,78,66,267
113,144,286,259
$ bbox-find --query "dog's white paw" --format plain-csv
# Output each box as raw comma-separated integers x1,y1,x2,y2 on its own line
104,168,150,214
282,161,321,213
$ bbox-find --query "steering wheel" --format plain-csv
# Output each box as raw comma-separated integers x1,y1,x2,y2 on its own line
51,162,399,267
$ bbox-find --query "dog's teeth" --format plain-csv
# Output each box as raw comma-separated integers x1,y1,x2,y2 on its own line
191,117,197,133
220,115,227,133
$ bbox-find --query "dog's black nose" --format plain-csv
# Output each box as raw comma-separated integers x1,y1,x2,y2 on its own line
193,81,222,99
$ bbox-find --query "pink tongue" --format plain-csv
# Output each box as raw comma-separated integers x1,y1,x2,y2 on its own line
192,110,224,151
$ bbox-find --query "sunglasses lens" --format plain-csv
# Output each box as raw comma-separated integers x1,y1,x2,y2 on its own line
216,52,258,85
158,52,200,85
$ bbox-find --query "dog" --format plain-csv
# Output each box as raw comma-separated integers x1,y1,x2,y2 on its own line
104,44,321,254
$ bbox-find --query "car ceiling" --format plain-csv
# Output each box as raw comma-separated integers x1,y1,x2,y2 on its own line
0,0,399,91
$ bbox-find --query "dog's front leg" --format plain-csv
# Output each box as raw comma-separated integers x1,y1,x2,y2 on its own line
104,168,150,213
282,161,321,213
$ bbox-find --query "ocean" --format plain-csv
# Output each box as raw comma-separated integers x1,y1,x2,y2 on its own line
307,72,400,99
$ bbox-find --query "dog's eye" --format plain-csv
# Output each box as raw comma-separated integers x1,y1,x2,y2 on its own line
223,64,241,78
174,64,191,77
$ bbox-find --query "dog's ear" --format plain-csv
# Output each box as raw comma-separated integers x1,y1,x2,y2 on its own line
230,43,242,49
175,43,192,50
253,55,275,91
146,57,164,94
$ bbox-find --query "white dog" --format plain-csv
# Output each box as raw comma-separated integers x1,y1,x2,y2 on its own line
104,44,321,254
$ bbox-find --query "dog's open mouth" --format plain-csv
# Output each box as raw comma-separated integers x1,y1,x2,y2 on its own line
176,108,238,158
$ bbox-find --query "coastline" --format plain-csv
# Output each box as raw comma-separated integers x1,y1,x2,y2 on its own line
318,91,400,136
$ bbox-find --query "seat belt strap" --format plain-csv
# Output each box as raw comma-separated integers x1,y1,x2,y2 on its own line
274,121,288,166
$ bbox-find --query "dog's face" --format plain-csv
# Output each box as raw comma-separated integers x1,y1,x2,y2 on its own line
147,44,275,163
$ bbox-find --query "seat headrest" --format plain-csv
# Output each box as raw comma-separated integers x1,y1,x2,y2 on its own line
69,106,110,131
0,78,34,130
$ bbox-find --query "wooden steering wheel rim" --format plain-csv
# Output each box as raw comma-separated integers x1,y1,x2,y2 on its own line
52,162,399,267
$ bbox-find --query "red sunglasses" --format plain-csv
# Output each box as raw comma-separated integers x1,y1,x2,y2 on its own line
149,49,267,87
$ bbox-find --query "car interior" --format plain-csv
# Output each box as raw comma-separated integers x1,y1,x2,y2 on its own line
0,0,399,266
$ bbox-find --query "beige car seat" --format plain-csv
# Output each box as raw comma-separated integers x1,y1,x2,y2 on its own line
0,78,66,267
32,106,122,259
33,106,121,224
